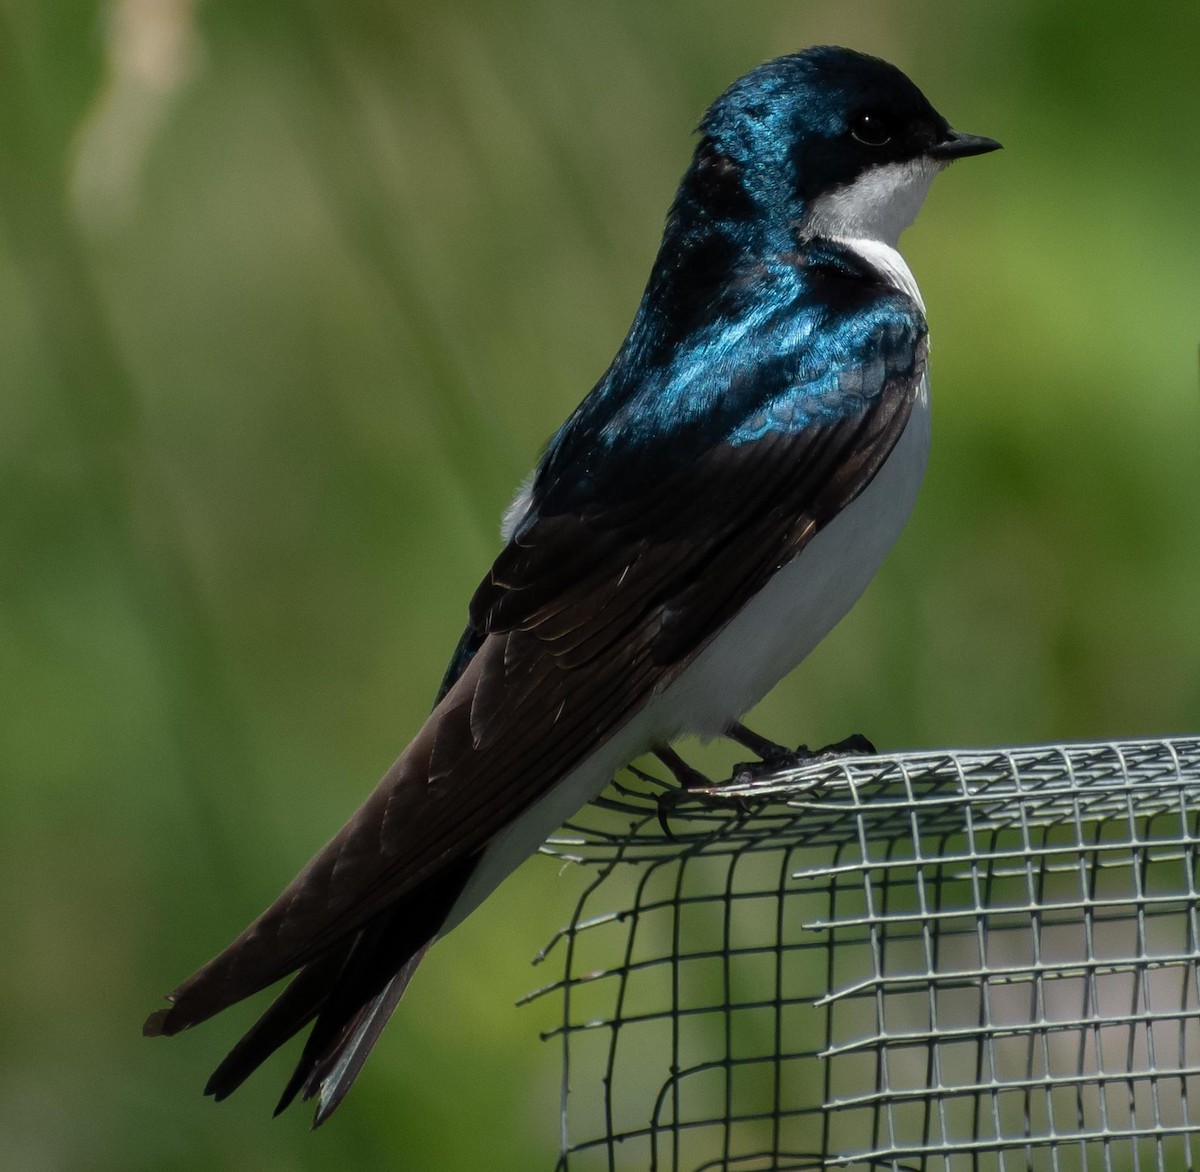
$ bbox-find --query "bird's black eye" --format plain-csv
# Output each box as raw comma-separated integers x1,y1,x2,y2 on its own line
850,112,892,146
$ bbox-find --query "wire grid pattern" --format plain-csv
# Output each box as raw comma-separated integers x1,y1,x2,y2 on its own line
524,737,1200,1171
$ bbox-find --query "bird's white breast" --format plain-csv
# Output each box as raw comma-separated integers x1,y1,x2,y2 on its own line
648,236,928,737
446,239,929,931
648,366,929,740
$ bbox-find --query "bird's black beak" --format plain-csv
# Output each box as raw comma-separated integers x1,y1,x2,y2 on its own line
930,130,1003,161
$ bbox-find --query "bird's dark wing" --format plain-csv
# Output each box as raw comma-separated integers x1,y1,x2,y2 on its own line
146,261,926,1116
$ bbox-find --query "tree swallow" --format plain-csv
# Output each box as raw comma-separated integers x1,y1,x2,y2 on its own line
145,45,1000,1125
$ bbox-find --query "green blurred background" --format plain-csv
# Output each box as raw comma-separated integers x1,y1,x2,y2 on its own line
2,1,1198,1167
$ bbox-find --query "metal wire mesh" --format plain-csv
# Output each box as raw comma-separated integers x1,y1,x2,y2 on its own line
523,736,1200,1171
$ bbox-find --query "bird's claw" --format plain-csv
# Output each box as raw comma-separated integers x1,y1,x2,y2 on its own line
657,786,757,837
729,732,876,785
656,790,682,840
649,733,875,834
813,732,876,758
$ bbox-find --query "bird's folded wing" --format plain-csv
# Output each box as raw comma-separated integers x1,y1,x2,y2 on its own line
149,292,927,1034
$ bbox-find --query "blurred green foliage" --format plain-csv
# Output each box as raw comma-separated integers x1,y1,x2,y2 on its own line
1,1,1198,1167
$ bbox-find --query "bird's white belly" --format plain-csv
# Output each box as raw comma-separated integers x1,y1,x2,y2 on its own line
652,373,930,738
444,376,930,932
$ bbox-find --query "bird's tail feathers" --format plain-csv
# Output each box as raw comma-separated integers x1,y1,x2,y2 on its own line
190,850,479,1125
203,943,351,1102
270,906,423,1121
305,944,432,1127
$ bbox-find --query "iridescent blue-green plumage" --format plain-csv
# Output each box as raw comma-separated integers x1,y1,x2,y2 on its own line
520,47,945,513
437,47,939,698
436,235,925,699
536,243,924,509
146,45,1000,1128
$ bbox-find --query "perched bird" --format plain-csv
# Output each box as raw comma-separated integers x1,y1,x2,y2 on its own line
145,45,1000,1124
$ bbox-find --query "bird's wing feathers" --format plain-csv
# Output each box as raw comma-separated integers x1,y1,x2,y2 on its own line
148,271,927,1036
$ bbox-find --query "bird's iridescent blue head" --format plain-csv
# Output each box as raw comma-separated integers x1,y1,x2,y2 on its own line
678,45,1000,251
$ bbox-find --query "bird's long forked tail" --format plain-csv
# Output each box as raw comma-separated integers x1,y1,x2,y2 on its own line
294,945,432,1126
145,853,479,1126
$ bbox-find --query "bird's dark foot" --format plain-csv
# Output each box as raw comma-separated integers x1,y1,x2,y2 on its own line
812,732,877,758
724,720,793,763
726,724,877,786
653,745,712,790
655,780,756,840
649,745,760,838
655,791,682,840
633,743,715,834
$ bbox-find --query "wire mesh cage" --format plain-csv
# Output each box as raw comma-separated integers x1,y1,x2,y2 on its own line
524,737,1200,1171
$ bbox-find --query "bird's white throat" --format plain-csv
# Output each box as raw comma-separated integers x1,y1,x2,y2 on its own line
802,156,942,250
